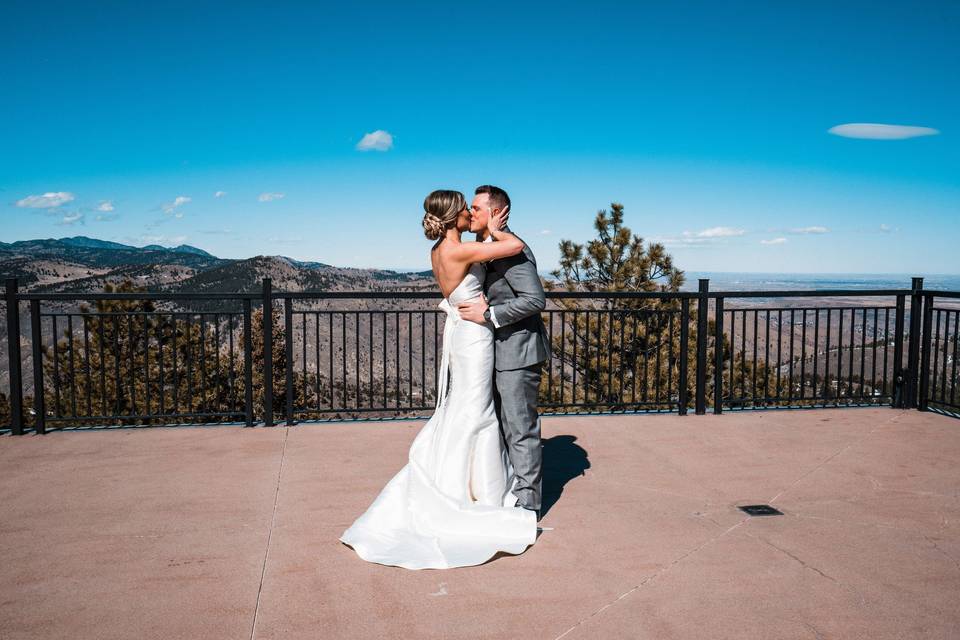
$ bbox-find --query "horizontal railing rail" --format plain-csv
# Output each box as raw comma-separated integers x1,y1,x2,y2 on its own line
14,288,923,302
2,276,958,434
706,289,911,298
14,292,262,301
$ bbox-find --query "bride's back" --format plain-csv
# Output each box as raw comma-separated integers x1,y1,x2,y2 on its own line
431,241,472,298
432,244,485,304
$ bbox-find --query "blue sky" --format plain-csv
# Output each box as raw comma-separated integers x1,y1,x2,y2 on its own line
1,1,958,274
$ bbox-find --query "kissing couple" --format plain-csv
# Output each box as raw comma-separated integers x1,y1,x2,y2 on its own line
340,184,551,570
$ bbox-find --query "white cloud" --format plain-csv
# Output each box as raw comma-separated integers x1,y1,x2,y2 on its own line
95,213,119,222
685,226,746,238
214,190,227,198
540,229,552,235
57,211,85,226
16,191,75,208
828,123,940,140
651,226,747,249
162,195,191,217
760,237,787,245
356,129,394,152
258,192,285,202
790,225,829,234
96,200,114,212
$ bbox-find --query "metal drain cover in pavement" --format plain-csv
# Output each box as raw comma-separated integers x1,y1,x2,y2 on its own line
738,504,783,516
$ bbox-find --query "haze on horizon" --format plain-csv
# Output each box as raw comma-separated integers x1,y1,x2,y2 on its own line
1,2,958,275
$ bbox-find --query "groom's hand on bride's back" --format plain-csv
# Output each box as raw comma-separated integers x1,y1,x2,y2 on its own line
457,294,489,324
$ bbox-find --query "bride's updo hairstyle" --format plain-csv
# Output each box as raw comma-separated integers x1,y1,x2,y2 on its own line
422,190,466,241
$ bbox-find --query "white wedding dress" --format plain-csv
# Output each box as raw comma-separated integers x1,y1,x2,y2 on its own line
339,262,537,569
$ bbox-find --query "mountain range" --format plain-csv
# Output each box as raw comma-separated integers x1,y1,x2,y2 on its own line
0,236,434,293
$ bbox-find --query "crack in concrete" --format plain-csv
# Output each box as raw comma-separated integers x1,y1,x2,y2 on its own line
745,531,868,607
768,411,905,504
249,427,290,640
698,513,725,528
552,518,749,640
801,620,826,640
749,532,839,583
925,536,960,574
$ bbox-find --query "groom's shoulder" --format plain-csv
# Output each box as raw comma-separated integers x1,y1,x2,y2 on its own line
515,235,538,265
501,226,537,259
491,237,537,270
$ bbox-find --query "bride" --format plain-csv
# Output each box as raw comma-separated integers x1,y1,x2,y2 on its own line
339,189,538,569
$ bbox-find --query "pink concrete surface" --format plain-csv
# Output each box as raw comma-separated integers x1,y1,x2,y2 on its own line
1,408,959,639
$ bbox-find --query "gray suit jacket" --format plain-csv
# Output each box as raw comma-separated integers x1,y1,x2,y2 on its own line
484,228,552,371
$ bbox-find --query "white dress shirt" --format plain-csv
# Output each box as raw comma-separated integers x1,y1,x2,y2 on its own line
482,234,502,328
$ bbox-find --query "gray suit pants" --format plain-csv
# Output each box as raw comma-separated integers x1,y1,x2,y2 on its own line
493,362,543,510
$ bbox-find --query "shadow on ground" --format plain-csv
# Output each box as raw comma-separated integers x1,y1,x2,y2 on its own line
484,434,591,564
541,434,590,518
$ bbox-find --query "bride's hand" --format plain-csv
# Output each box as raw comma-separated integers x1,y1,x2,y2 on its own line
457,294,489,325
487,205,510,233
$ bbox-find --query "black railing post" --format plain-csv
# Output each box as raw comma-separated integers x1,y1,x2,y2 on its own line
284,297,295,426
242,298,254,427
262,278,274,427
892,294,906,407
905,277,924,409
29,299,45,434
918,293,934,412
5,279,24,435
695,279,709,415
713,295,724,414
678,298,689,415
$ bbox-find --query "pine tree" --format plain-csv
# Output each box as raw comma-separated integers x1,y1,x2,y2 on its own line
545,202,775,411
545,203,691,410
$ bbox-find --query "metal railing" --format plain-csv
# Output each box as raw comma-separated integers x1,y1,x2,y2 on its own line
919,290,960,414
712,288,909,411
2,276,957,434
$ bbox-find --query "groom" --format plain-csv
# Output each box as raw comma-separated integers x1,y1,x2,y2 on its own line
458,185,551,519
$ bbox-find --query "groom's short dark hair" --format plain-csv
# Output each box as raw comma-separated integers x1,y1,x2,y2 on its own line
475,185,511,212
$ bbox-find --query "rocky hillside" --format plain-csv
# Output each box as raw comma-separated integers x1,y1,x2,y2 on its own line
0,236,434,293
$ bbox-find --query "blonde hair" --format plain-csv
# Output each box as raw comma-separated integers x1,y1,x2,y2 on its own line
422,190,466,240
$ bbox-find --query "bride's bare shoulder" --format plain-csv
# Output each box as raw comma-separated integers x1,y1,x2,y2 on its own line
431,245,473,297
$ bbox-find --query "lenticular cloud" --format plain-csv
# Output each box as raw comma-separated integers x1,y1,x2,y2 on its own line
828,123,940,140
16,192,75,208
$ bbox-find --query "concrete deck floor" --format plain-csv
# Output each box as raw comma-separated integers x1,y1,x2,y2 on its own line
1,408,959,640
